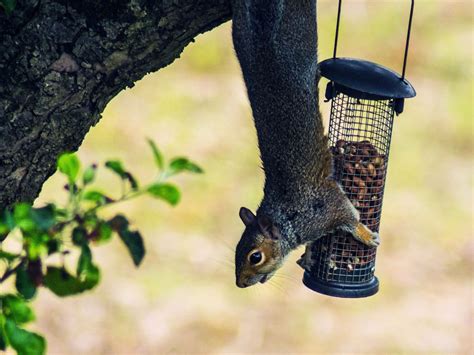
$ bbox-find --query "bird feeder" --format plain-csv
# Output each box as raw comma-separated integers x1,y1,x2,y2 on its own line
301,0,416,298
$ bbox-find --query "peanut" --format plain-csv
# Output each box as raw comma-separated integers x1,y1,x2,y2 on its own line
345,144,357,155
353,176,366,188
367,163,377,178
367,208,375,219
343,162,355,175
336,139,346,149
354,162,362,173
373,156,384,168
357,188,367,201
324,139,388,271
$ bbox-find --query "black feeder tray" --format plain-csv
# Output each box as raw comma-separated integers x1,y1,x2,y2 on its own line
301,0,416,298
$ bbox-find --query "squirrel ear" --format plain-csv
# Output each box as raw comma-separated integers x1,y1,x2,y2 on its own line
257,215,280,240
239,207,256,226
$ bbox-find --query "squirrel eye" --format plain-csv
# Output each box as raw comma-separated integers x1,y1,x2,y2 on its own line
249,251,263,265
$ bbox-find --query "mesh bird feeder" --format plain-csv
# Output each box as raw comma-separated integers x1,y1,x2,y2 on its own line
301,0,416,298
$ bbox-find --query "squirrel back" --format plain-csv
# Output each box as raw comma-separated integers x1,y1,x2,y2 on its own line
231,0,379,288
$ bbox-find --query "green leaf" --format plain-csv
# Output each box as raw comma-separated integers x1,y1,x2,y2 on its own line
15,265,37,300
124,172,139,190
0,222,8,234
77,246,92,275
108,215,145,266
118,229,145,267
46,239,60,255
0,222,9,241
43,267,99,297
82,213,99,231
76,247,99,283
77,246,100,285
2,295,35,324
105,160,126,178
57,153,80,183
4,319,45,355
82,165,96,185
0,317,6,351
108,215,129,232
0,0,16,15
1,209,14,241
30,205,55,231
26,234,49,260
18,220,36,233
147,183,180,206
13,204,35,232
99,222,113,242
147,138,164,170
3,209,15,230
91,222,112,244
71,227,87,246
54,208,68,218
0,250,18,262
0,314,6,347
169,157,203,175
104,161,138,190
13,203,31,222
82,190,107,204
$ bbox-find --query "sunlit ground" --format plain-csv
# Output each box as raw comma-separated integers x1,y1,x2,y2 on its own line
11,0,473,353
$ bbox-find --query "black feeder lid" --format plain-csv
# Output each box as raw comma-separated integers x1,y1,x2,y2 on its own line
320,57,416,101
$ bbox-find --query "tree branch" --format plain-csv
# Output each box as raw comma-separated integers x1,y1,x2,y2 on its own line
0,0,231,209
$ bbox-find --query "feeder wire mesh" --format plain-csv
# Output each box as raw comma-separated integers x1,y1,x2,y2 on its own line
305,91,394,287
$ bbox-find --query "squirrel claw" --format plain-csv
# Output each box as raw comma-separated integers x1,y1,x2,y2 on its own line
296,253,309,270
352,222,380,247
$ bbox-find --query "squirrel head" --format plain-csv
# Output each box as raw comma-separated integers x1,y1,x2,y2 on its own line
235,207,285,288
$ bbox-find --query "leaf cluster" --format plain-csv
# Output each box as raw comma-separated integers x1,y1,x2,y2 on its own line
0,139,202,354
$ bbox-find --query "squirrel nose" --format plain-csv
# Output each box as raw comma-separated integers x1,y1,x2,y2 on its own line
236,279,249,288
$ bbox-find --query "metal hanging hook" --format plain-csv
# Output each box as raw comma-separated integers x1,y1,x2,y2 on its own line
402,0,415,80
332,0,343,59
331,0,415,80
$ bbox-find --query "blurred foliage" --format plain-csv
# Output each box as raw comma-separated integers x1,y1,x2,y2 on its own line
0,142,202,354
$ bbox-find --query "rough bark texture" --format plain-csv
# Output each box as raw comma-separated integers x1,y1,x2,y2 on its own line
0,0,231,209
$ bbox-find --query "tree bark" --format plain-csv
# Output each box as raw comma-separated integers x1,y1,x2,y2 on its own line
0,0,231,209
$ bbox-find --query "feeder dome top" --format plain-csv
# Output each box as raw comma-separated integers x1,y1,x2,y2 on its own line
319,58,416,100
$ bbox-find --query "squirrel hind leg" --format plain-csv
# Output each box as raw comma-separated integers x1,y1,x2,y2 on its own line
348,222,380,247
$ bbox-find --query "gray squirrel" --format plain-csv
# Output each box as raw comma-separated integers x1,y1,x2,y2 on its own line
231,0,380,288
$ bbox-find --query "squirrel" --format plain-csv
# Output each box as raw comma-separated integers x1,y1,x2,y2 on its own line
231,0,380,288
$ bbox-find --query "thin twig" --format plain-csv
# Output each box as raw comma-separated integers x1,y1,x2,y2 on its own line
0,258,26,283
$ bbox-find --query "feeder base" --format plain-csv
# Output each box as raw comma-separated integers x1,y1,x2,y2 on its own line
302,272,379,298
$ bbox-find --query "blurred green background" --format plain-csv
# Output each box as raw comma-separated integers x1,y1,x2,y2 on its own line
25,0,474,353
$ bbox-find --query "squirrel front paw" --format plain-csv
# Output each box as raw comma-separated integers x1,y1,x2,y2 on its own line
351,222,380,247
